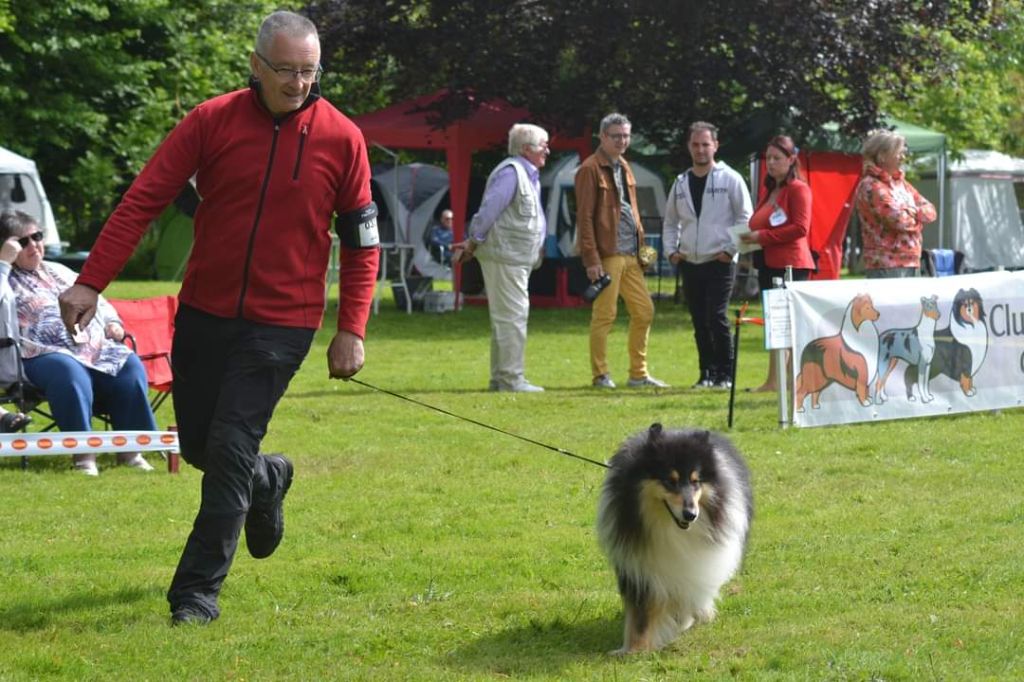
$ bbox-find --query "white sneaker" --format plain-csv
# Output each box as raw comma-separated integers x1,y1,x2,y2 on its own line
502,380,544,393
592,374,616,389
627,375,670,388
74,460,100,476
121,453,155,472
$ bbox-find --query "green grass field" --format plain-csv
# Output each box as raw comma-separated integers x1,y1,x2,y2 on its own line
1,279,1021,681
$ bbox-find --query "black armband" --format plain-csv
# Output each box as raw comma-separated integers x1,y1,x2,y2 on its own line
337,202,380,248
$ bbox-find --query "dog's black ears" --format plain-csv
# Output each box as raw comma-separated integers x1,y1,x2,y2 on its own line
648,423,663,440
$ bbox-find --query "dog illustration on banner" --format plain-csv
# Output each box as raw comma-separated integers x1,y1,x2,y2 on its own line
796,293,880,412
904,288,988,398
875,295,940,404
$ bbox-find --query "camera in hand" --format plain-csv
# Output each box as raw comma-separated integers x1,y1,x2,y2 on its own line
582,273,612,302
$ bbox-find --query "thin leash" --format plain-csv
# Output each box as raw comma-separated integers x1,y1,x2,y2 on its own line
348,377,609,470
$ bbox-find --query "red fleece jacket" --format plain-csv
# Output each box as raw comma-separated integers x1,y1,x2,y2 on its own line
77,86,379,336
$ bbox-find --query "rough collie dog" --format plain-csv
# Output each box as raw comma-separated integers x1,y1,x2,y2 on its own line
596,424,753,655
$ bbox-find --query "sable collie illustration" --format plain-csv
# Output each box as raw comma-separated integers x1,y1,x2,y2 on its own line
795,293,880,412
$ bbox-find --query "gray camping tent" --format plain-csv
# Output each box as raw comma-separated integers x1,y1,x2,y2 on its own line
917,150,1024,271
0,146,61,251
371,162,452,282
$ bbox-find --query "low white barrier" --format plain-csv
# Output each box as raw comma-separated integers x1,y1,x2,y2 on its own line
0,430,179,457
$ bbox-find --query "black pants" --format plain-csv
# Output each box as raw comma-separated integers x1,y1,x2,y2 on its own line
166,305,314,617
679,260,736,380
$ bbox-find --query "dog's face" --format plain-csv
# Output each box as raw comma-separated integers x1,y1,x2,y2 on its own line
851,293,880,328
953,288,984,326
636,424,717,530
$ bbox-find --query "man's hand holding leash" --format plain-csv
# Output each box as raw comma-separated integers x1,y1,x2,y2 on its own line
328,329,364,380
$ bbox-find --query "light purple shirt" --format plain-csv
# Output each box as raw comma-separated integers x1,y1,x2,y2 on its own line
468,157,545,242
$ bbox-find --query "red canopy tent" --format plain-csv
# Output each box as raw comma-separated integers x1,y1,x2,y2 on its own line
351,90,592,245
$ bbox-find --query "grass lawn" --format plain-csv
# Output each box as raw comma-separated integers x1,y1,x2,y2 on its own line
1,278,1021,681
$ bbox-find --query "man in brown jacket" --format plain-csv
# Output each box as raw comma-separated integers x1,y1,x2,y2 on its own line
575,113,667,389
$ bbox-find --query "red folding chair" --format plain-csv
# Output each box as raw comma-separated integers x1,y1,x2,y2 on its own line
108,296,178,414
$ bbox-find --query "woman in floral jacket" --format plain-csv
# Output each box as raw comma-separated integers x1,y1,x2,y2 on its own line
855,129,937,278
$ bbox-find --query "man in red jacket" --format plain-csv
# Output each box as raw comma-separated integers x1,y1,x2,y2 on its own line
58,11,380,626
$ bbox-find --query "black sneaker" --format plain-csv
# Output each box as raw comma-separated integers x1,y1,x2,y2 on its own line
245,454,294,559
171,605,215,627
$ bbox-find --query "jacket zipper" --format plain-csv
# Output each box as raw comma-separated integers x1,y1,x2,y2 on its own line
292,124,308,180
236,121,280,317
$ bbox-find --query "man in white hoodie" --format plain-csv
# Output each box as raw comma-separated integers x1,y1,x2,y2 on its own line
663,122,753,389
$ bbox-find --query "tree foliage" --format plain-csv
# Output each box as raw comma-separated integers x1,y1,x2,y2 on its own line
0,0,284,247
883,0,1024,156
312,0,994,162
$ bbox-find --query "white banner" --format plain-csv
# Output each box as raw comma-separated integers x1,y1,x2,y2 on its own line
783,271,1024,427
0,430,179,457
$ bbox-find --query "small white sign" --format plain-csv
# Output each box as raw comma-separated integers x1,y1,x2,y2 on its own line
762,287,792,350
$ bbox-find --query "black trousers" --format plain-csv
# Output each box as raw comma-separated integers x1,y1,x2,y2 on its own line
679,260,736,380
166,305,314,617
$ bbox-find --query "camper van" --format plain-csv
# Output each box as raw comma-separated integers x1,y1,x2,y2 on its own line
0,146,61,254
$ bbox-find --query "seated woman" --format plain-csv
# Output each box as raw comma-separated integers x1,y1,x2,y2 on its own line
0,209,156,475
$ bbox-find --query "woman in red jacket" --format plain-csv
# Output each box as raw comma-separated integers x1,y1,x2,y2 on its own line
741,135,815,392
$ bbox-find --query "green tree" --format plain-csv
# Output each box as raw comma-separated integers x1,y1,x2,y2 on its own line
883,1,1024,156
312,0,991,162
0,0,284,248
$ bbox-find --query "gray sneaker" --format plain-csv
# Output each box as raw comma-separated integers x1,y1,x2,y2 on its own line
592,374,616,389
502,380,544,393
627,375,670,388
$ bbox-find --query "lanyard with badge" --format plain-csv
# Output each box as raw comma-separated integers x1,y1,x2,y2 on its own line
768,201,787,228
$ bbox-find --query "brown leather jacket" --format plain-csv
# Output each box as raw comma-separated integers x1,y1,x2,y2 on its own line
574,151,644,269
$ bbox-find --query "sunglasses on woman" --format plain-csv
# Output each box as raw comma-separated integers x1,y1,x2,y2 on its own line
17,231,44,247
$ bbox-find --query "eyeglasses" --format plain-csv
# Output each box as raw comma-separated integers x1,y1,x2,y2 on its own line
17,231,44,248
605,133,631,142
255,51,323,83
530,141,550,153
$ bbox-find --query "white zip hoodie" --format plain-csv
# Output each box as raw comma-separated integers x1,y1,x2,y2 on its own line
662,161,753,264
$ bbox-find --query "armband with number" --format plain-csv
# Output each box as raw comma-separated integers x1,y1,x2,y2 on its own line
337,202,380,248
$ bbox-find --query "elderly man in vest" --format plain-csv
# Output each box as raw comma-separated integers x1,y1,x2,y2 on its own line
452,124,549,392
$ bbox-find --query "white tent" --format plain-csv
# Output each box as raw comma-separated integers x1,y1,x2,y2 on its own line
540,153,667,262
0,146,61,250
918,150,1024,271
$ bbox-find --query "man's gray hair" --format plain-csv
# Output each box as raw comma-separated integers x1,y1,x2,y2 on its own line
688,121,719,142
600,113,631,134
256,11,318,54
508,124,549,156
